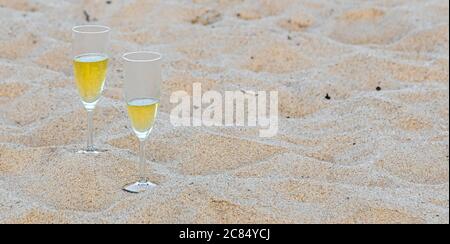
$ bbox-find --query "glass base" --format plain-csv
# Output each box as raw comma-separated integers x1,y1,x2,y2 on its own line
123,181,157,193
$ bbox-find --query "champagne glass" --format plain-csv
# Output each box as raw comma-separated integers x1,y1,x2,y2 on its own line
122,51,162,193
72,25,110,154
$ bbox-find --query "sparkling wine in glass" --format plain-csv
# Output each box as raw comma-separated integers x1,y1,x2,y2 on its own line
122,51,162,193
72,25,110,154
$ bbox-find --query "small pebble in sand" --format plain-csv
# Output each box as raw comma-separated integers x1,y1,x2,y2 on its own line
83,10,91,22
106,1,112,4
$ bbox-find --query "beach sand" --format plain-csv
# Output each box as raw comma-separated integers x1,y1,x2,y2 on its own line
0,0,448,224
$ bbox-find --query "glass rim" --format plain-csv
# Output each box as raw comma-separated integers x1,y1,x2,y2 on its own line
122,51,163,63
72,25,111,34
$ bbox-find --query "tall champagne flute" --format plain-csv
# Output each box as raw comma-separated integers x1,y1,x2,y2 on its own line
123,51,162,193
72,25,110,154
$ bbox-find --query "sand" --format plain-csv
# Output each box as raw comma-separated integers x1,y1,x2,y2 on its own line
0,0,448,224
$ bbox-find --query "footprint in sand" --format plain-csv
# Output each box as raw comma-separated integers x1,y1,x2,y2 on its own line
278,180,337,204
376,142,449,185
34,44,71,75
194,197,282,224
3,209,70,224
330,54,448,84
330,8,411,45
390,25,449,54
0,82,29,102
177,134,285,175
25,107,121,147
342,207,425,224
162,72,218,96
109,0,154,29
0,64,14,80
237,0,296,21
17,151,123,212
342,8,385,22
243,43,314,74
191,9,222,26
278,16,314,31
278,84,333,118
394,115,431,131
2,88,75,127
0,33,38,60
0,0,38,12
0,145,47,174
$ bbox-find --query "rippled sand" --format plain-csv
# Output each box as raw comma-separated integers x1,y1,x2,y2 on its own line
0,0,448,224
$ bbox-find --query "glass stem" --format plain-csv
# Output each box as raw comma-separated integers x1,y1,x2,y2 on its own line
139,139,148,183
87,110,94,151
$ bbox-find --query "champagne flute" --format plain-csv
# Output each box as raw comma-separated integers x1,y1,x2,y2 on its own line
72,25,110,154
122,51,162,193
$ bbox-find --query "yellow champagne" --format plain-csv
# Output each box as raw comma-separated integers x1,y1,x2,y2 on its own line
73,54,108,104
127,98,160,137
